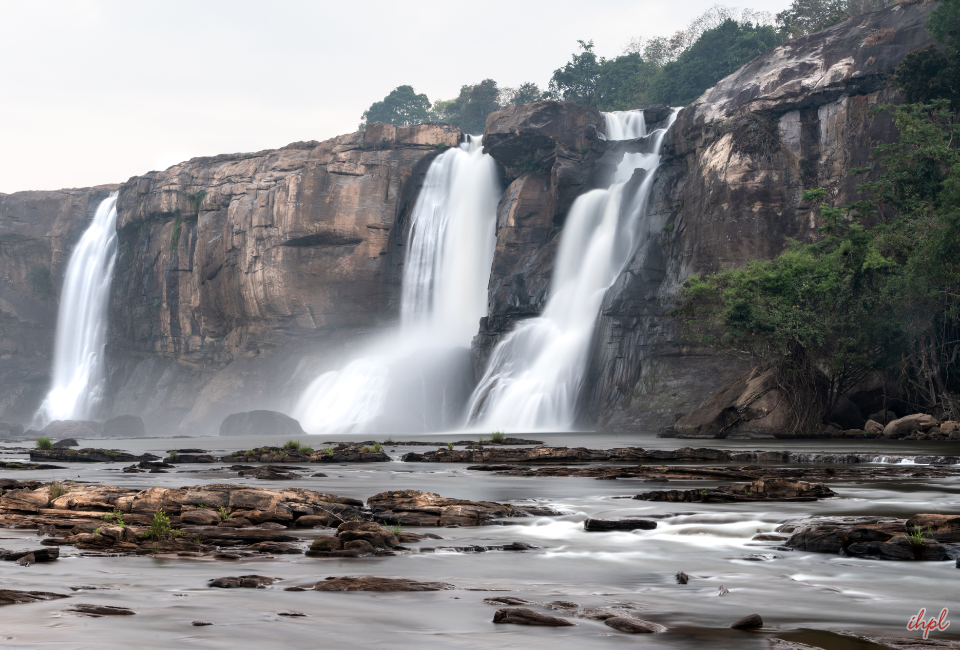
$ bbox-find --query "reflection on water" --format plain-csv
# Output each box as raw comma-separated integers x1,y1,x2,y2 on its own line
0,433,958,648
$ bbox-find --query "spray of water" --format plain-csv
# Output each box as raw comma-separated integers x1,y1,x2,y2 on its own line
293,138,500,434
34,193,120,427
466,110,677,431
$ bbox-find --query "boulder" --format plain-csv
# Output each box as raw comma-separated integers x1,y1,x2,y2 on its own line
52,438,79,448
1,548,59,562
180,509,222,526
941,420,959,434
41,420,102,438
604,617,666,633
673,368,791,438
101,415,145,438
219,410,305,437
830,396,865,430
868,410,898,425
492,607,575,626
336,521,398,549
883,414,936,438
65,604,136,616
0,488,50,512
0,589,69,605
864,420,884,435
0,421,24,438
730,614,763,629
209,575,278,589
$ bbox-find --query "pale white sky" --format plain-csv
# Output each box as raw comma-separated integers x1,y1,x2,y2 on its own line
0,0,792,193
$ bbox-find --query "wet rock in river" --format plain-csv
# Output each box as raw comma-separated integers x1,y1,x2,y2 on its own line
0,589,68,606
277,611,306,617
311,577,455,592
367,489,509,526
1,547,59,562
730,613,763,629
783,516,953,560
676,571,689,584
583,518,657,532
637,479,835,503
66,604,136,616
180,508,222,526
209,575,279,589
15,553,34,566
484,597,534,606
604,617,667,633
906,514,960,542
492,607,575,626
306,521,399,557
192,621,213,626
52,438,78,448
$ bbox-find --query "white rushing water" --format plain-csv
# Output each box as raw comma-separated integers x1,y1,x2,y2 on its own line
466,110,677,431
34,193,119,427
294,138,500,434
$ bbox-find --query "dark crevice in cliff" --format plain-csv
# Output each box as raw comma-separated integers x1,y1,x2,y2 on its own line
281,233,364,247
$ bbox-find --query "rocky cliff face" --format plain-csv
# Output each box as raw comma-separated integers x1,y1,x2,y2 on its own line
0,186,119,424
579,1,935,432
106,123,461,434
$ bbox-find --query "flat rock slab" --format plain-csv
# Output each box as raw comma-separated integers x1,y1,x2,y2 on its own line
0,590,69,606
367,489,509,526
66,604,136,616
604,616,667,633
311,577,455,592
637,479,835,503
493,607,575,626
584,518,657,532
209,575,279,589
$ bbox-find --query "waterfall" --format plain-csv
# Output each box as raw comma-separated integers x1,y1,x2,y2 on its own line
466,110,677,431
293,138,500,434
35,193,120,427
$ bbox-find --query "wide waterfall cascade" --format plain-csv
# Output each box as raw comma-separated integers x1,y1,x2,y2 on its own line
466,110,677,431
294,138,500,434
35,193,120,427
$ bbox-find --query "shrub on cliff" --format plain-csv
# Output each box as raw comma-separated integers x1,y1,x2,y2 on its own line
893,0,960,107
677,101,960,426
361,85,432,128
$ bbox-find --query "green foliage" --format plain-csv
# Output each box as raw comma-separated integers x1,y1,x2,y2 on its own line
219,506,231,522
147,509,178,540
432,79,501,134
168,450,179,462
153,298,162,308
501,82,546,106
383,436,394,444
182,189,207,214
892,1,960,108
104,450,121,459
388,522,403,536
35,437,52,450
775,0,894,38
677,100,960,424
446,442,454,450
362,85,432,127
323,446,335,456
650,20,784,106
283,439,313,454
48,480,65,499
27,264,54,297
490,430,506,443
102,509,126,527
170,216,182,252
549,43,661,110
907,527,928,546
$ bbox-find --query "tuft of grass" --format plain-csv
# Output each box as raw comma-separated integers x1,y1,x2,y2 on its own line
490,430,506,443
388,522,403,536
906,527,928,547
105,450,121,459
218,506,231,522
384,437,394,444
48,481,66,500
446,442,454,450
504,503,512,514
92,527,102,536
168,451,179,462
283,440,313,454
373,442,382,453
323,446,335,456
35,437,53,451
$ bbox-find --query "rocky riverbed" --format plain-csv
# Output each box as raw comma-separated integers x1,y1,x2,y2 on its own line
0,432,958,649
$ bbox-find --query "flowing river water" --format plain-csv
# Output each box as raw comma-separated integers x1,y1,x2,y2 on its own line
1,433,957,649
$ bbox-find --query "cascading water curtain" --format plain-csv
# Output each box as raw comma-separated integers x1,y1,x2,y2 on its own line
293,137,499,434
34,192,120,427
467,110,677,432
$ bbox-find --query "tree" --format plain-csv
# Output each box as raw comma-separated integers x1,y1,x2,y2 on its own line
594,53,660,111
776,0,895,38
500,82,546,107
649,19,783,106
548,40,604,105
361,85,432,127
432,79,502,134
893,0,960,107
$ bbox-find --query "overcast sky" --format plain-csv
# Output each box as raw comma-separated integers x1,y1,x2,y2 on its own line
0,0,793,193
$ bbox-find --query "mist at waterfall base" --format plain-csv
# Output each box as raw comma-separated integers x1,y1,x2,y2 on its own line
293,138,500,435
34,193,119,428
466,110,677,432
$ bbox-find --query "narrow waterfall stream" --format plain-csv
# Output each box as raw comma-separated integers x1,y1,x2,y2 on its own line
34,192,119,427
467,110,677,431
293,137,500,434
